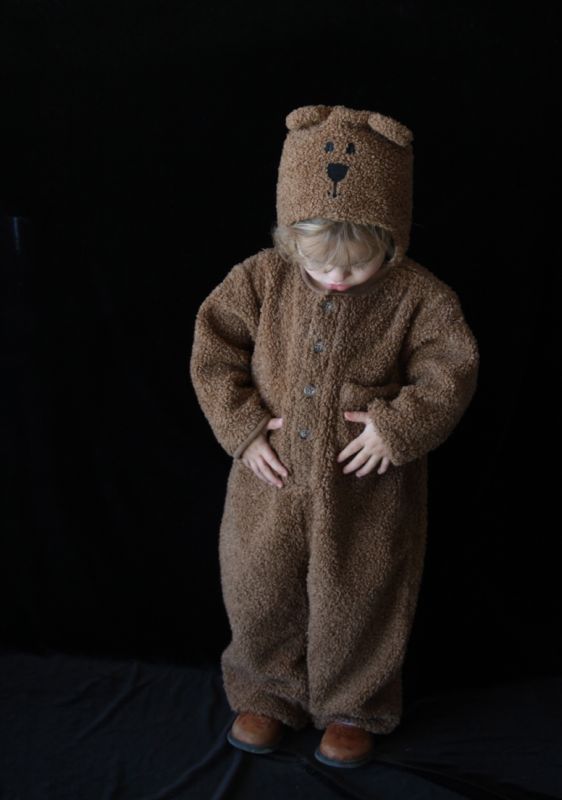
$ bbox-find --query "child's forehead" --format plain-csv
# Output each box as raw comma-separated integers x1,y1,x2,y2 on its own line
299,235,371,260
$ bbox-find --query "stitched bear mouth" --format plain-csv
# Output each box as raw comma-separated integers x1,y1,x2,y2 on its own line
326,162,349,197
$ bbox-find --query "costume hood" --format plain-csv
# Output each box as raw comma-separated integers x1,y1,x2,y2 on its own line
275,104,414,266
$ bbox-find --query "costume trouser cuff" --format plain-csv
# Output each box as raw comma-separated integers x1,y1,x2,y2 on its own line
310,712,401,735
228,695,311,731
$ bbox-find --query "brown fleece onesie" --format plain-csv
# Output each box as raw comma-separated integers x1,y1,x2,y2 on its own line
189,105,480,735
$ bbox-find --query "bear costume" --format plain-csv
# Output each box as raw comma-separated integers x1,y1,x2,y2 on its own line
189,104,480,735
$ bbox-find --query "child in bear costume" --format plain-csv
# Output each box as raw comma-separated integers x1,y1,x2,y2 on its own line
189,104,480,766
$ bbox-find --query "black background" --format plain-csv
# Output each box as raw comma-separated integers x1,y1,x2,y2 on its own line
1,0,560,696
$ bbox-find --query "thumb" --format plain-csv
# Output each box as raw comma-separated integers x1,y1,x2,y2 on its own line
344,410,371,426
266,416,283,430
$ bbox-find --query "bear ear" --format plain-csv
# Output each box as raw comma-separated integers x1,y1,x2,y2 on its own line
367,112,414,147
285,105,333,131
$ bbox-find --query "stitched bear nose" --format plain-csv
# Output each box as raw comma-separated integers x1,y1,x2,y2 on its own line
327,163,349,183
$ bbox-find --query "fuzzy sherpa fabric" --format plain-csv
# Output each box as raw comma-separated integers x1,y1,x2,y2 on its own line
276,104,414,266
189,248,479,734
188,104,480,735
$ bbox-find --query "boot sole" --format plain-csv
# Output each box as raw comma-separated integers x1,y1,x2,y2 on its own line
226,727,285,754
314,746,373,768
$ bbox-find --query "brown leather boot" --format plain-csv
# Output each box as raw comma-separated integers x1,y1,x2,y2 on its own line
315,721,374,768
226,712,286,754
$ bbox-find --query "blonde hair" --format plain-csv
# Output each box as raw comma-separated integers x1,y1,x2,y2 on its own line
271,217,396,271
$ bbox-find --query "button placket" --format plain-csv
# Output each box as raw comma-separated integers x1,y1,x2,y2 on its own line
299,380,316,442
297,296,337,446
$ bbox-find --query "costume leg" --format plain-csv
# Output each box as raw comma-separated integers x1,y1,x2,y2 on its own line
218,460,311,730
306,463,427,735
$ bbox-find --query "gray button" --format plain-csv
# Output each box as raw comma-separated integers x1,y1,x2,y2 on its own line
322,299,334,312
313,339,325,352
303,384,316,397
298,428,311,440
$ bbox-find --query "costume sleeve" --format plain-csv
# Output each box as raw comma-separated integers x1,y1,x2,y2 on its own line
366,290,480,467
189,260,272,460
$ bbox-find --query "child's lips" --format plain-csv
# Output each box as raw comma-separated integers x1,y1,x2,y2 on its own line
328,283,349,291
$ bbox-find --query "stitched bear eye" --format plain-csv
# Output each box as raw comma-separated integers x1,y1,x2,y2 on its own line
324,141,334,152
346,142,355,154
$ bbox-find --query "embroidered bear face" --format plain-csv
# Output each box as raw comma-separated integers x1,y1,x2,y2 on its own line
276,104,414,267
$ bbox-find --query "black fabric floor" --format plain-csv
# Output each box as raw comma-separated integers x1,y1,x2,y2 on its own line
1,645,560,800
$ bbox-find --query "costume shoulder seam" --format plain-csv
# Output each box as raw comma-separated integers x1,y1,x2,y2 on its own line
398,257,461,308
233,247,281,304
237,246,280,272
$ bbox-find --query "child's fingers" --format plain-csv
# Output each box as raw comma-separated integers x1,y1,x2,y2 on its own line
378,456,390,474
256,455,285,488
269,456,289,479
342,449,369,474
355,454,377,477
263,443,289,477
337,439,362,463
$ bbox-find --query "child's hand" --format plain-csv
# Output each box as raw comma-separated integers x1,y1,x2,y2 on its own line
240,417,290,489
337,410,392,476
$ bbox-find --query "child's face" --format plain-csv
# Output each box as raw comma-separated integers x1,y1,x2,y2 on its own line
299,237,386,293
